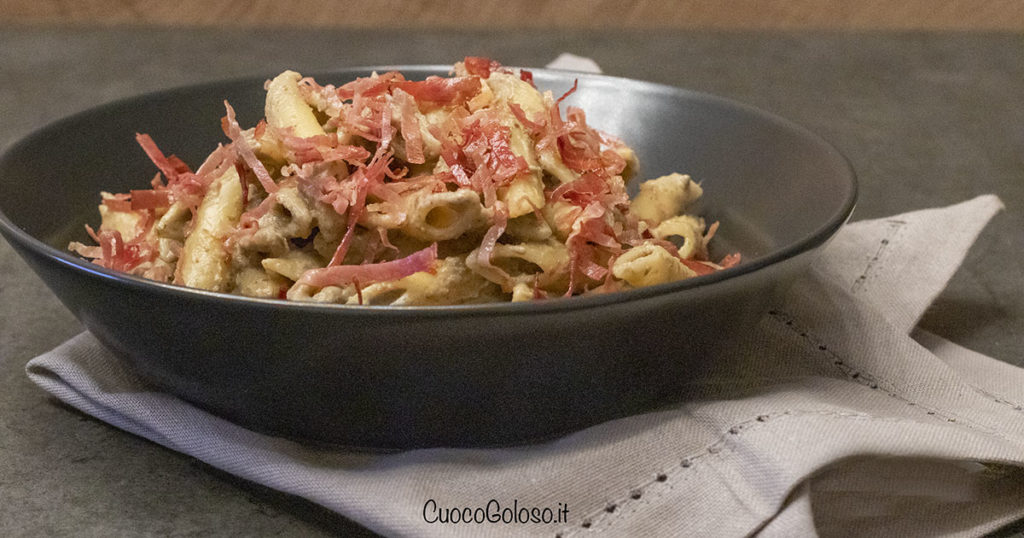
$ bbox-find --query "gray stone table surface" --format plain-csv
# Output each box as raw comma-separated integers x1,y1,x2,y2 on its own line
0,27,1021,536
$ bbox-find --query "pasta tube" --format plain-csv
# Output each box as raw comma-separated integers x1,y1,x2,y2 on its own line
175,167,243,291
265,71,326,139
630,173,703,225
612,241,697,288
401,190,488,242
651,215,705,260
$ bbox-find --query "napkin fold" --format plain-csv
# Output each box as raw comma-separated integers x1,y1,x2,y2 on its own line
27,194,1024,537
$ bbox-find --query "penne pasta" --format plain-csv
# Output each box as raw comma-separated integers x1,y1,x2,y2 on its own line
401,189,489,242
265,70,327,139
175,166,244,291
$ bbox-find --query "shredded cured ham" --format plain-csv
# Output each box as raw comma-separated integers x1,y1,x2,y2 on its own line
557,107,626,176
234,191,278,239
549,172,626,208
102,195,132,212
680,258,717,276
135,134,192,182
328,149,393,266
394,77,481,107
463,56,500,78
298,244,438,288
393,89,425,164
222,101,277,194
134,134,211,212
280,132,370,165
72,226,157,274
718,253,742,269
462,57,535,87
564,202,623,292
71,57,739,305
508,103,545,133
130,189,171,211
440,112,530,208
474,201,511,286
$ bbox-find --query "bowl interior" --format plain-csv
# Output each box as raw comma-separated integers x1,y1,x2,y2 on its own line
1,67,855,289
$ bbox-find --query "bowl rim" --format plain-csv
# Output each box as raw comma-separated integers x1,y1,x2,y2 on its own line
0,65,857,319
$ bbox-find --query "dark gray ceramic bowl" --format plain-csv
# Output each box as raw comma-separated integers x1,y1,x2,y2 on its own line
0,67,856,449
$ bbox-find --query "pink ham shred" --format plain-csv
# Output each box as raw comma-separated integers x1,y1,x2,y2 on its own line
549,171,626,208
327,149,393,266
222,101,277,194
474,201,511,286
298,243,438,288
73,226,157,273
279,131,371,165
135,133,193,182
135,134,214,212
508,103,546,134
394,77,481,107
463,56,500,78
519,69,535,86
336,72,404,144
461,57,534,86
556,107,626,176
129,189,171,211
680,259,717,276
718,253,742,269
233,191,279,239
102,194,132,212
336,71,405,100
440,112,529,207
392,89,426,164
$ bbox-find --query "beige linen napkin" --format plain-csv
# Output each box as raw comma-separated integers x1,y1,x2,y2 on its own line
27,194,1024,537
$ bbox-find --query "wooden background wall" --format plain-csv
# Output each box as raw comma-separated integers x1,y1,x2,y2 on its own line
5,0,1024,29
